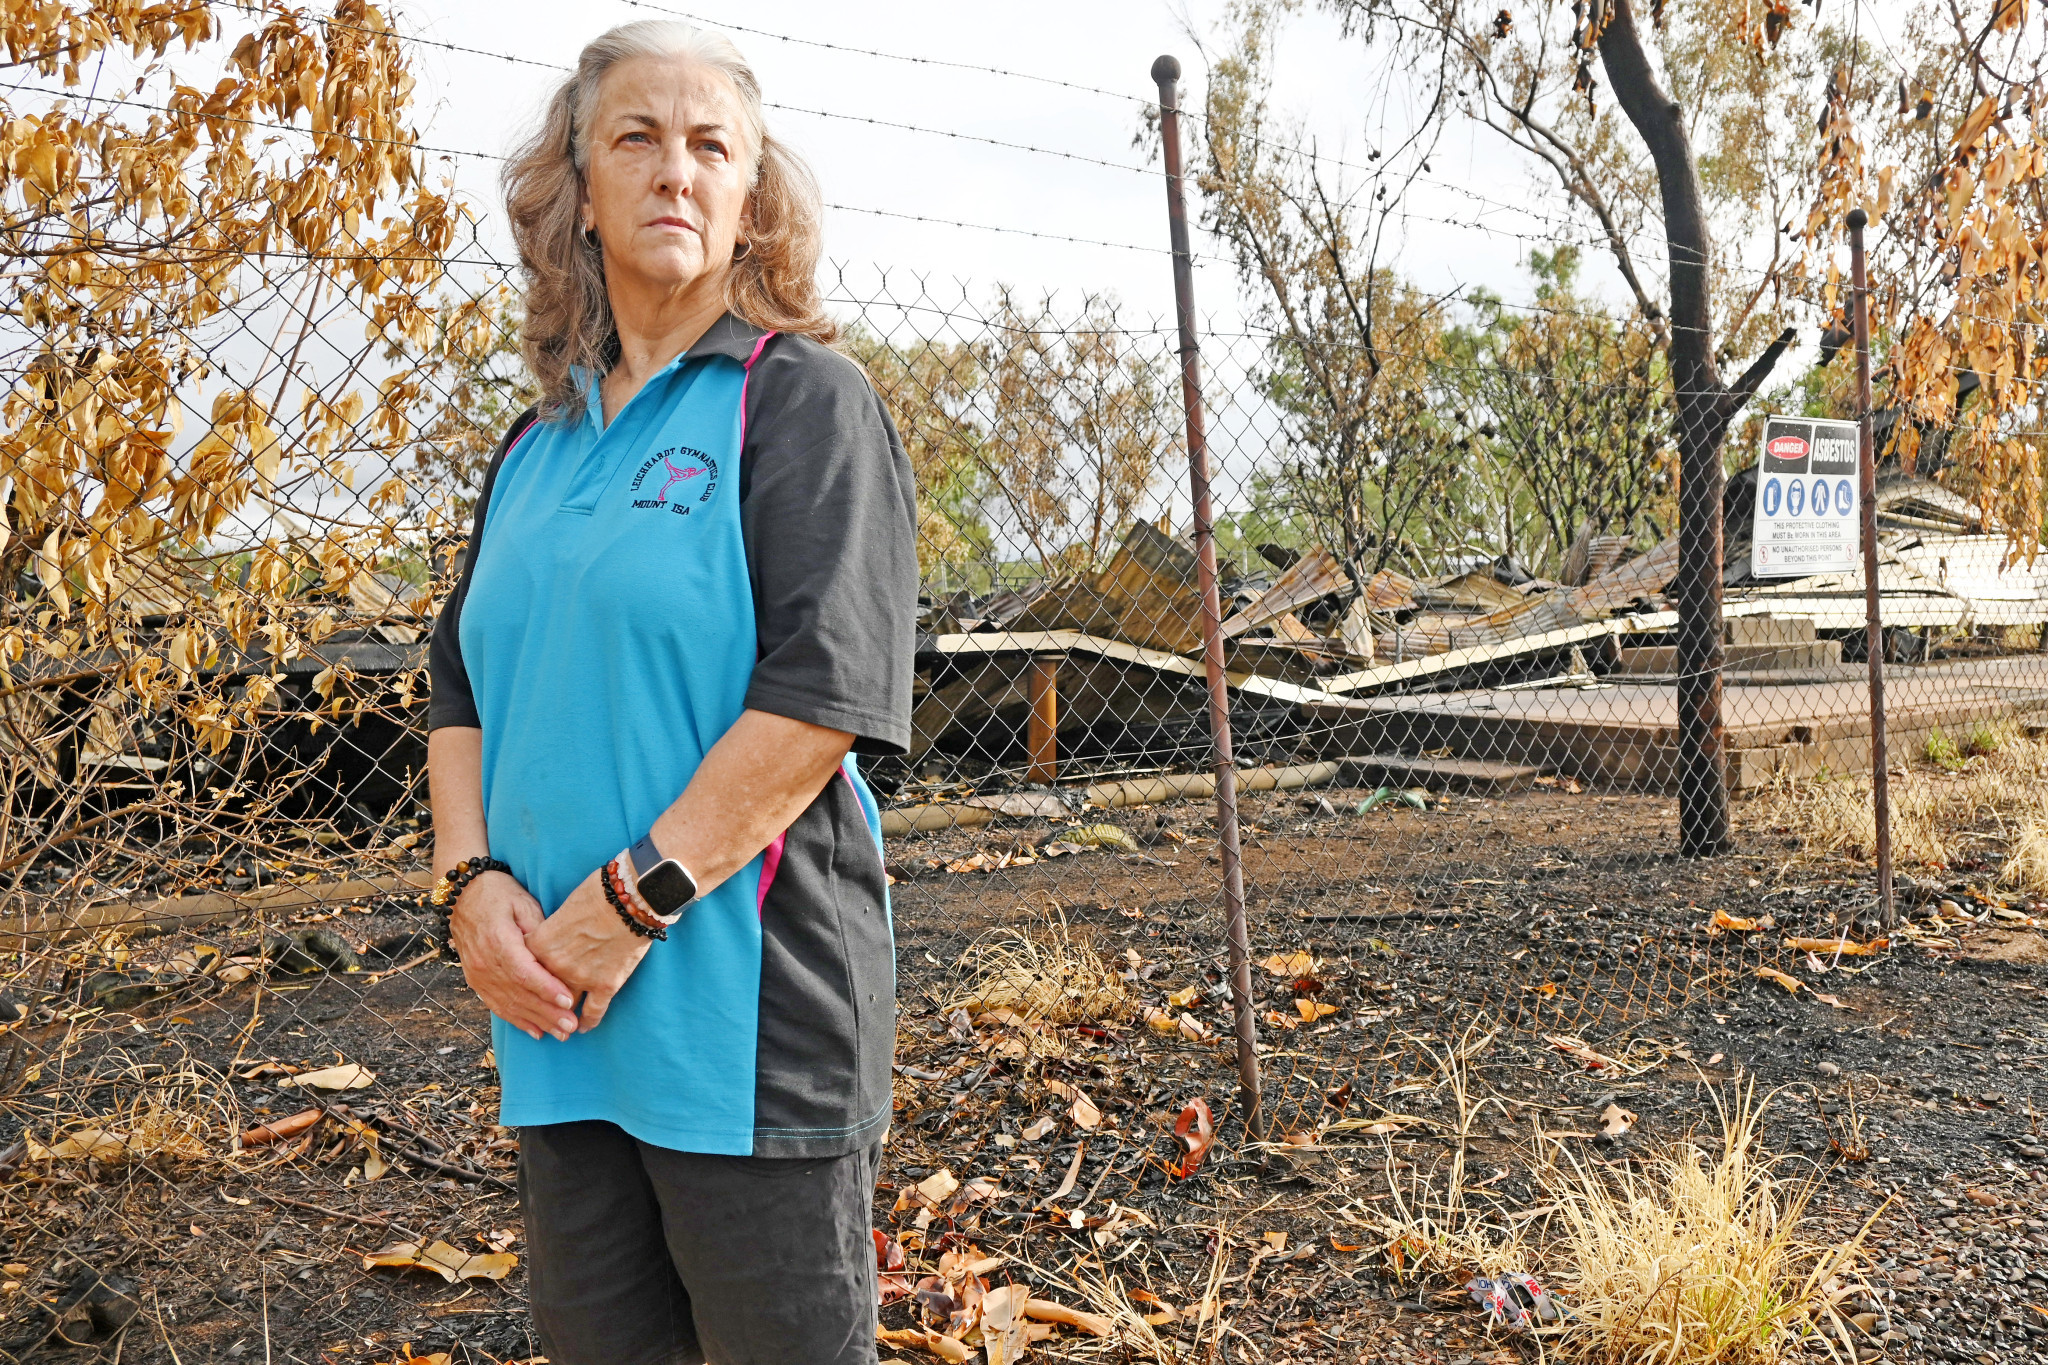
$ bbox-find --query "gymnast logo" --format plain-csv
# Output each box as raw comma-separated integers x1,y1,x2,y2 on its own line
627,446,720,514
657,454,705,498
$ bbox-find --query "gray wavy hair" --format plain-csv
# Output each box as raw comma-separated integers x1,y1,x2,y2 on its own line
502,19,837,416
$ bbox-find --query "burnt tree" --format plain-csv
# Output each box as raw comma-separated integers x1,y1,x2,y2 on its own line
1589,0,1793,855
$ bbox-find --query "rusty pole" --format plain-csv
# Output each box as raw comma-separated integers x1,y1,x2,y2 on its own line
1152,54,1262,1138
1848,208,1895,930
1026,655,1059,785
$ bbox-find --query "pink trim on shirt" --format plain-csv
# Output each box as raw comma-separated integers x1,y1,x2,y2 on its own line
738,331,778,450
756,831,786,918
741,331,786,921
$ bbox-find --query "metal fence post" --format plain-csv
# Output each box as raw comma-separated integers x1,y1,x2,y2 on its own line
1151,53,1263,1139
1847,207,1895,929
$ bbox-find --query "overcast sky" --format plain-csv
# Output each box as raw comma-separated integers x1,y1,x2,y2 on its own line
400,0,1593,329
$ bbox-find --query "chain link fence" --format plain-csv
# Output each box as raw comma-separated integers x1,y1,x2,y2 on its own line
3,18,2045,1365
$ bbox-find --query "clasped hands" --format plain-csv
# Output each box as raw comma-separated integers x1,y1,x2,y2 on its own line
447,863,650,1041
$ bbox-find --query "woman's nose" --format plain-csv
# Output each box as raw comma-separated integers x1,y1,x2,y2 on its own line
654,147,693,199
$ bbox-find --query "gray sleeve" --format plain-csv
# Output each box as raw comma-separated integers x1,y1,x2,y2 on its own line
739,338,918,756
427,410,534,731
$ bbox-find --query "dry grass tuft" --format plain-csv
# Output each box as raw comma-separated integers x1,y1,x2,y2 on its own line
947,908,1136,1025
1752,726,2048,882
1541,1087,1869,1364
1343,1029,1529,1286
26,1051,238,1165
2002,816,2048,894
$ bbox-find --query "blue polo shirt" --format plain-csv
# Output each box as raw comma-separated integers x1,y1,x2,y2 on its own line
428,313,917,1157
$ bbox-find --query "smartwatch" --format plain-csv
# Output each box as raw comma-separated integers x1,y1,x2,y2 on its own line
628,834,700,923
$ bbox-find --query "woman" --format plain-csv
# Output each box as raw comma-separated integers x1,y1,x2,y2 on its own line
426,20,917,1364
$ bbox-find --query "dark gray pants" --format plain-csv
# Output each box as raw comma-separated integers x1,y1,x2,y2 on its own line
518,1121,881,1365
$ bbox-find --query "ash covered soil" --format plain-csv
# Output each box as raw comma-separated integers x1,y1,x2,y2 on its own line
0,783,2039,1364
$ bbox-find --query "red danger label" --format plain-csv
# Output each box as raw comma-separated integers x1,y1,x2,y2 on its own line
1767,435,1808,461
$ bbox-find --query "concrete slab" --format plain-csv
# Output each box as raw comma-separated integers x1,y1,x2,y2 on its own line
1301,654,2048,791
1615,640,1843,674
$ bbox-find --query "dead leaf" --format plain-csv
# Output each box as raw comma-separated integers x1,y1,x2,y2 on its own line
1020,1116,1055,1141
1544,1033,1621,1069
1143,1007,1178,1034
282,1062,374,1091
1953,93,2000,153
915,1169,961,1206
1263,1230,1288,1251
877,1326,974,1363
1173,1098,1216,1177
1024,1297,1113,1336
1528,981,1559,996
1068,823,1140,853
980,1284,1030,1365
1599,1103,1636,1138
239,1108,320,1147
1046,1141,1084,1204
361,1241,516,1283
1045,1079,1101,1130
946,1177,1000,1219
1756,965,1803,993
1259,951,1315,976
1785,936,1889,956
1166,985,1202,1008
1294,999,1338,1022
1129,1287,1177,1324
1712,909,1761,932
168,943,222,975
874,1228,909,1304
1814,993,1856,1011
1176,1012,1212,1043
27,1129,133,1161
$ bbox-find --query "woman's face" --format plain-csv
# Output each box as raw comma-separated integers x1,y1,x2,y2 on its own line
580,56,752,300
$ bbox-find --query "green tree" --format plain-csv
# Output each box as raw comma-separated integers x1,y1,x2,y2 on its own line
1454,248,1675,577
841,325,991,585
1199,3,1475,580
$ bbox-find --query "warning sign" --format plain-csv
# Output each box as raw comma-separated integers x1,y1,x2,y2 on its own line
1751,415,1861,578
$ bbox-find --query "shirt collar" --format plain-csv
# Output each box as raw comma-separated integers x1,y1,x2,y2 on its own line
574,313,769,432
687,311,769,364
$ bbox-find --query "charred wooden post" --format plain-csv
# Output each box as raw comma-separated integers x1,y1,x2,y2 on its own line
1152,53,1262,1137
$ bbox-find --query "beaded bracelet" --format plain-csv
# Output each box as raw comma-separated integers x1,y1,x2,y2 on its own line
602,857,667,941
430,855,512,915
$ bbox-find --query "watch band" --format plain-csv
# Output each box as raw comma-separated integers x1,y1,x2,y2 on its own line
629,834,664,878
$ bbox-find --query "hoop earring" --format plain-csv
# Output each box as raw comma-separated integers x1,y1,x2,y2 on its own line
583,226,601,249
732,239,751,261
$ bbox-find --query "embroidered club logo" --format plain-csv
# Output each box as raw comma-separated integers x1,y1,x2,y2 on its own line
628,446,720,515
658,454,705,499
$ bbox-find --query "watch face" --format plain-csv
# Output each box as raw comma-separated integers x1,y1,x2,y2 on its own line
636,861,697,917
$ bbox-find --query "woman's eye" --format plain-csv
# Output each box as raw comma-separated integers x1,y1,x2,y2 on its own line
699,141,728,159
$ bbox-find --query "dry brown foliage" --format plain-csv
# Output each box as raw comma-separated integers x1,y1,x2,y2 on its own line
1751,727,2048,883
947,909,1137,1026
